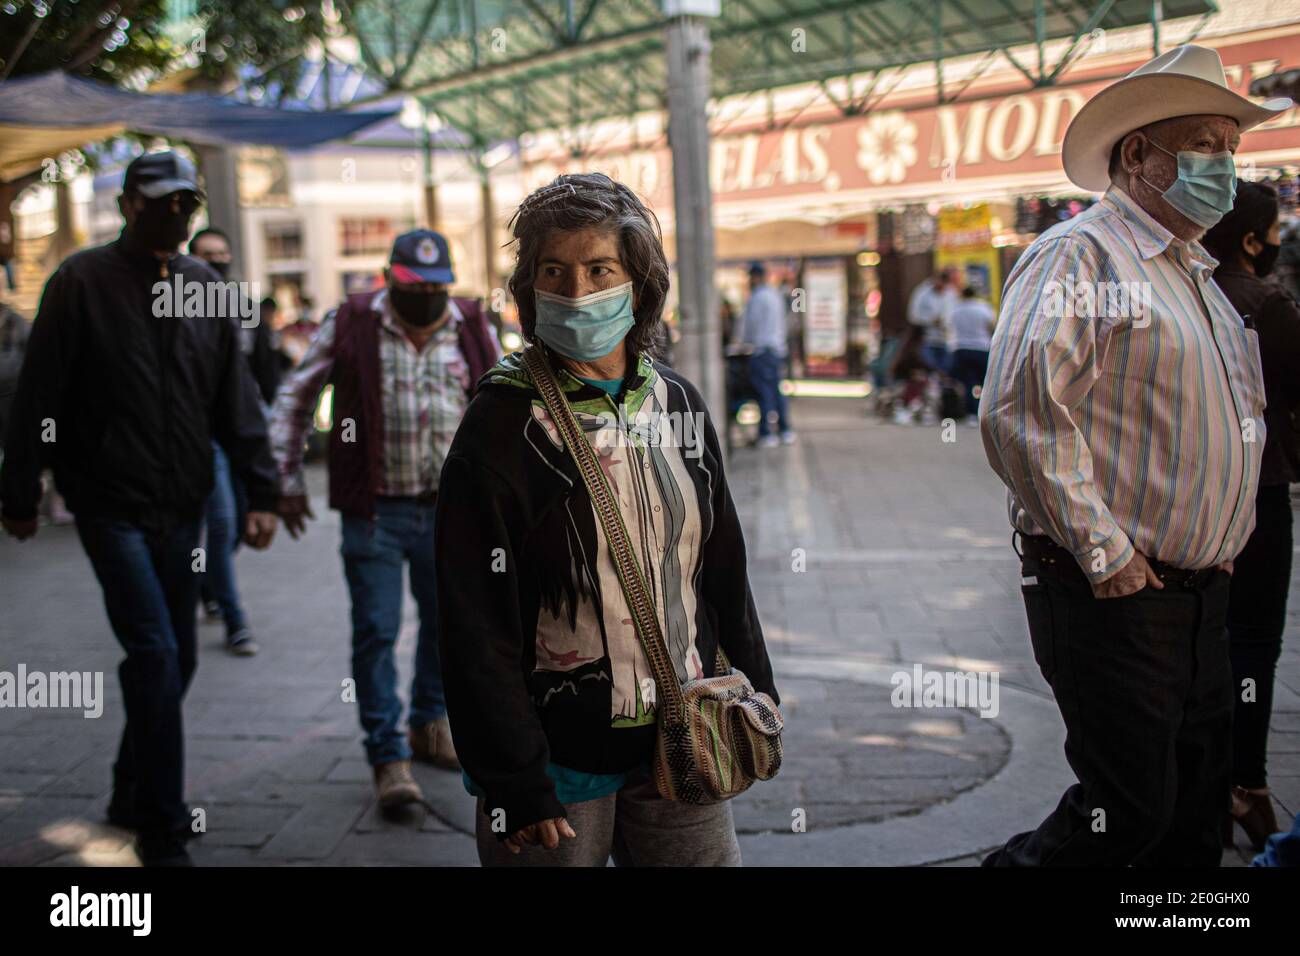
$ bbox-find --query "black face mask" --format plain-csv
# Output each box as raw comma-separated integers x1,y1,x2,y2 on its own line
1252,241,1281,279
389,288,449,327
132,196,193,251
205,259,231,279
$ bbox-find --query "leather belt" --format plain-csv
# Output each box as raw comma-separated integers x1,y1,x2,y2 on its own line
1015,533,1221,590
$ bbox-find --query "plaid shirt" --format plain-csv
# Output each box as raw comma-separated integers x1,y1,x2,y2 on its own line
981,187,1265,583
270,289,481,498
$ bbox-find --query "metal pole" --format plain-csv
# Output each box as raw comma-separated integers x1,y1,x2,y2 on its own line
423,122,439,231
195,144,246,279
1151,0,1162,56
480,163,496,297
664,14,723,439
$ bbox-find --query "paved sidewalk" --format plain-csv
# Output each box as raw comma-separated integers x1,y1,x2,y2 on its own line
1,396,1296,866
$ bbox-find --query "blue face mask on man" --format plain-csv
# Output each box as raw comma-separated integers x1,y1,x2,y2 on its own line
534,281,635,362
1140,139,1237,229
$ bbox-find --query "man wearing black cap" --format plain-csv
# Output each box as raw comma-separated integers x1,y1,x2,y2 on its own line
0,150,280,866
270,229,499,813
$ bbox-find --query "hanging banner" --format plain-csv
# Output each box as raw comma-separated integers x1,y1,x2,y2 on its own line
935,203,1002,307
804,260,847,359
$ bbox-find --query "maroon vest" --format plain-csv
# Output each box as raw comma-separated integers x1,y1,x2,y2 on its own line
327,292,497,518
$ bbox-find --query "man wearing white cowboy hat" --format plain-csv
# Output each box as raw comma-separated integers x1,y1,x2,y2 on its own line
979,45,1291,866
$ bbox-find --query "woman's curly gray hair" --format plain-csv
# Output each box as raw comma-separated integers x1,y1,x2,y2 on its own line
507,172,670,357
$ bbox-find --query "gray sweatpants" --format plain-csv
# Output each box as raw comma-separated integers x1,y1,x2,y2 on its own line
474,766,742,867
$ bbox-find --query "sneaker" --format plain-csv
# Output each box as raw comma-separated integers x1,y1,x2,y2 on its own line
892,408,913,426
409,718,461,772
202,600,223,622
135,832,193,867
965,415,980,428
780,431,797,445
755,435,780,448
226,629,259,656
373,759,423,811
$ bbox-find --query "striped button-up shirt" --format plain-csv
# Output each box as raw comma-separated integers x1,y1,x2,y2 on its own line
980,186,1265,584
270,289,479,498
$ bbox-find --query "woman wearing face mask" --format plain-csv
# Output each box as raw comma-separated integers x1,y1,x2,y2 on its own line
1204,181,1300,852
435,173,780,866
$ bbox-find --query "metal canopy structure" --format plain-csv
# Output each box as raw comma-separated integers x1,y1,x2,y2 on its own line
340,0,1216,150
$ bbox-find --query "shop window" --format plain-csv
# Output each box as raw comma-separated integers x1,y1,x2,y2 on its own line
340,217,398,256
263,221,303,260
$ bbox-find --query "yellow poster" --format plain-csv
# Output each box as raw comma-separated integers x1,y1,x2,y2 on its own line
936,204,1002,309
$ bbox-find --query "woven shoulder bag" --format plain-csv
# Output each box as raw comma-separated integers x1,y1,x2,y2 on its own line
522,346,783,804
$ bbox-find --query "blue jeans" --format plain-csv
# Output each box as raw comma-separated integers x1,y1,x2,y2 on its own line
201,442,247,636
341,497,446,766
950,348,989,418
1252,812,1300,866
76,512,202,835
748,348,790,437
922,343,950,375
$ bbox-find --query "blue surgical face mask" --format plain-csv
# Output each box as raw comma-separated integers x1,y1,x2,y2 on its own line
1140,140,1237,229
534,281,635,362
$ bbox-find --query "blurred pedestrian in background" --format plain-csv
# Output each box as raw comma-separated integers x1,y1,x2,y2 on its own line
0,299,28,455
0,151,280,866
907,266,959,376
1204,180,1300,851
188,227,281,656
270,228,499,814
436,172,779,866
947,286,995,426
738,261,794,447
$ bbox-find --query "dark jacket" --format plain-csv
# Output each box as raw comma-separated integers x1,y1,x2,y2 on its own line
435,349,778,835
241,314,281,406
1213,264,1300,486
0,232,277,524
326,291,498,518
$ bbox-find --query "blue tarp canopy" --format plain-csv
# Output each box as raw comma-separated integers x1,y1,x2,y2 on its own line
0,71,397,180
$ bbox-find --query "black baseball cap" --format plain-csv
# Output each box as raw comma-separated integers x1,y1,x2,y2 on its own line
389,229,455,284
122,151,205,200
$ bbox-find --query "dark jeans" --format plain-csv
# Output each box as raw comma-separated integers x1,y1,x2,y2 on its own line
1227,483,1292,789
200,442,247,636
748,347,790,437
341,496,447,766
950,348,989,417
76,512,202,836
984,549,1233,866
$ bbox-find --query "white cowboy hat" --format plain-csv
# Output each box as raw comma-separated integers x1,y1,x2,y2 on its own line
1062,44,1292,192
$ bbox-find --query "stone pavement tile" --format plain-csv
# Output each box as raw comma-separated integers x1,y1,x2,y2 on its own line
328,830,478,866
0,796,104,865
0,733,102,775
256,797,368,862
832,609,887,639
802,802,920,829
732,801,807,834
838,748,1005,779
0,770,58,798
196,804,297,848
41,750,115,798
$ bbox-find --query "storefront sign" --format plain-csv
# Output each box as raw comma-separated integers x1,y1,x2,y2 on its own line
803,260,847,358
524,30,1300,206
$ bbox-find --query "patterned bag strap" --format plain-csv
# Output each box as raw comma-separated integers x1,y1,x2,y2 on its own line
521,345,687,721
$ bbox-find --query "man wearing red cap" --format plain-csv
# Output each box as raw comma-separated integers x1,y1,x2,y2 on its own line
269,229,499,812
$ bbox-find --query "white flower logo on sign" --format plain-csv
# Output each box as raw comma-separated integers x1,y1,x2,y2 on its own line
856,111,919,184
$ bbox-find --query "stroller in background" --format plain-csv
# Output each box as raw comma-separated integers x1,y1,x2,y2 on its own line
724,345,761,450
